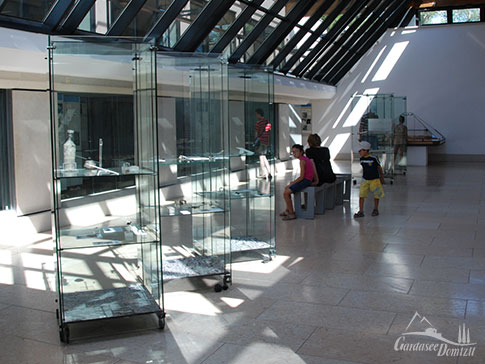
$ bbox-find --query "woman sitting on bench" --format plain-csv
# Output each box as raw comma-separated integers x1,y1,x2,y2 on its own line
306,133,336,186
280,144,318,220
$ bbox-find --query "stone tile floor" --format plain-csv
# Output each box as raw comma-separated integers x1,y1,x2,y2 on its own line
1,162,485,363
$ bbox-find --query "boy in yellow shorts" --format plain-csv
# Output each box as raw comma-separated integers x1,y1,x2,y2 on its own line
354,141,385,218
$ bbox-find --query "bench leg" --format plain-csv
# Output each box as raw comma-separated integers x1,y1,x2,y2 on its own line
343,178,351,200
315,188,325,214
325,183,336,210
335,181,344,205
294,189,315,219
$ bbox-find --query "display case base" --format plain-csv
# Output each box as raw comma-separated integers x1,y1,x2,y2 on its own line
163,256,225,280
63,285,162,323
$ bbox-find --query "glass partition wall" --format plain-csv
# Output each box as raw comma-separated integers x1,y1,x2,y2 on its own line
228,65,275,262
156,53,231,291
351,94,407,183
49,38,164,343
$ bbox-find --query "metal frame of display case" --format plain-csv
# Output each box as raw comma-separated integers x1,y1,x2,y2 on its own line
228,64,276,262
351,93,407,184
49,37,164,343
156,53,231,292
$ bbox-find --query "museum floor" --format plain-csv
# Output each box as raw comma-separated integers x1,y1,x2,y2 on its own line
1,161,485,364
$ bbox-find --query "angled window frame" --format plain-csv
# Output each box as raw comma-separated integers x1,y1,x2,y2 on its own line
106,0,148,36
228,0,290,64
246,0,316,65
279,0,349,75
269,0,334,69
328,0,411,85
303,0,373,80
313,0,395,82
173,0,237,52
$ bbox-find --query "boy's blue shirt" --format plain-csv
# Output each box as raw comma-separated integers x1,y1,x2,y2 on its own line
360,153,381,180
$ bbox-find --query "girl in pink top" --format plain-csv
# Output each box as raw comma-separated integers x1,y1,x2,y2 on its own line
281,144,318,220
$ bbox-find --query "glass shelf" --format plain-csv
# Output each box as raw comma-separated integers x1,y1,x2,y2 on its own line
55,167,155,179
159,157,227,166
58,225,158,250
160,202,225,217
201,190,273,200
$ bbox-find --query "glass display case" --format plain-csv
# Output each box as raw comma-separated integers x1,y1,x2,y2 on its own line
49,38,164,343
156,53,231,291
227,65,276,262
351,94,407,183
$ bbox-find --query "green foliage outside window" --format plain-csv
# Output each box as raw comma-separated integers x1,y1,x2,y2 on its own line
453,8,480,23
420,10,447,25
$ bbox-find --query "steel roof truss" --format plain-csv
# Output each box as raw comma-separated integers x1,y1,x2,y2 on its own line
106,0,148,36
228,0,289,64
246,0,317,65
173,0,237,52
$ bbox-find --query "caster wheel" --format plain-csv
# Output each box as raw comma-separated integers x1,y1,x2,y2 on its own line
214,283,223,292
59,325,70,343
158,316,165,330
222,284,229,290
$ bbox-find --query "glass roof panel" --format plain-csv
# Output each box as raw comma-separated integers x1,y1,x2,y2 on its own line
243,15,281,61
198,1,248,53
121,0,172,37
159,0,209,48
0,0,57,22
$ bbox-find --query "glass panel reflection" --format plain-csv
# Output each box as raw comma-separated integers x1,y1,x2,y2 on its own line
199,1,248,53
159,0,209,48
0,0,56,21
121,0,171,37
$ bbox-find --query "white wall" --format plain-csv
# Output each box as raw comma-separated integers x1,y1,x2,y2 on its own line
311,22,485,159
12,90,51,231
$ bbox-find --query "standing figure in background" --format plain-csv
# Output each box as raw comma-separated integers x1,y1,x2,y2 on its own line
359,109,379,150
254,108,272,179
306,133,336,185
393,115,408,165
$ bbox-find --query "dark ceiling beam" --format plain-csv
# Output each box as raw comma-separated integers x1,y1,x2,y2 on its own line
209,0,265,54
145,0,189,42
106,0,147,36
43,0,74,31
0,14,49,34
328,0,412,85
58,0,96,34
173,0,237,52
398,5,416,27
304,0,375,80
313,0,393,82
228,0,289,64
279,0,347,75
431,0,483,6
270,0,334,69
0,0,8,12
298,0,369,78
246,0,317,65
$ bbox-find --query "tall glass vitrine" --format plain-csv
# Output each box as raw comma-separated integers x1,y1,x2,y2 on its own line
228,65,276,262
156,53,231,291
49,38,164,343
351,94,407,183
